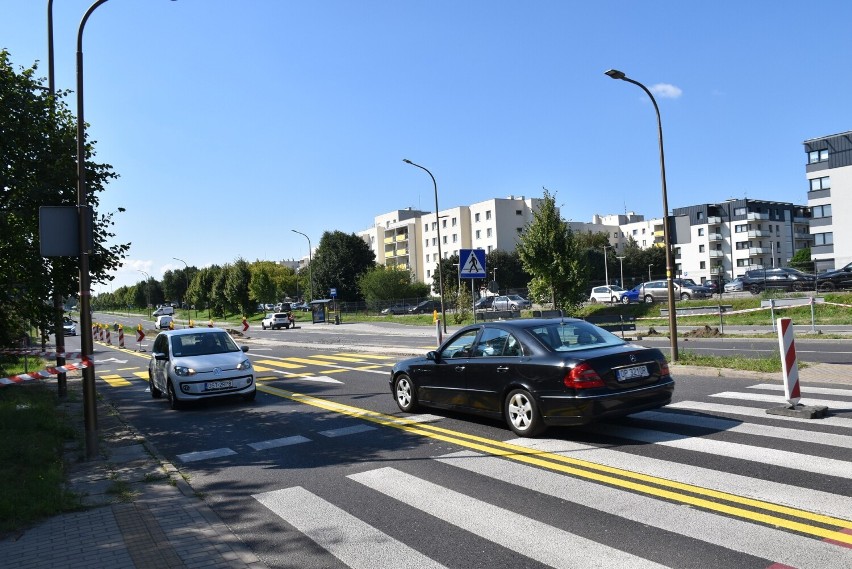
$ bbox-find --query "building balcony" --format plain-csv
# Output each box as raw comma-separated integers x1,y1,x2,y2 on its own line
747,230,770,238
794,232,813,240
749,247,768,256
706,216,722,225
395,234,407,242
653,230,664,237
793,216,811,223
708,250,724,258
707,233,723,241
396,248,407,256
747,212,769,221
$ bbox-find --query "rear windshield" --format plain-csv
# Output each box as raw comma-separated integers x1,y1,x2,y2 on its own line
526,321,624,352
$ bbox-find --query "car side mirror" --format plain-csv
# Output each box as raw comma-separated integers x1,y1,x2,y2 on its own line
153,352,168,361
241,346,249,353
426,350,439,362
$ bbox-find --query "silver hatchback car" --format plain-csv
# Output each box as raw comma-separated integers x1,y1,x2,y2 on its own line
148,328,256,409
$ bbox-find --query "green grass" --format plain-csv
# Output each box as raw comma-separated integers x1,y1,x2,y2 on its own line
0,378,80,533
675,350,784,373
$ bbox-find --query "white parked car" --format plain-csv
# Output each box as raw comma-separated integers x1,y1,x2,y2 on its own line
156,315,174,329
147,328,256,410
588,285,627,304
261,312,293,330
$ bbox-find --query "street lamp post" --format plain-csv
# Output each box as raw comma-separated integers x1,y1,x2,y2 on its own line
173,257,189,325
649,264,653,281
138,270,151,313
602,245,610,286
403,159,447,333
616,256,625,288
606,68,679,361
291,229,313,302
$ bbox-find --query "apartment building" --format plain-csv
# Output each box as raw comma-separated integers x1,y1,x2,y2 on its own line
671,200,811,283
358,196,542,289
804,131,852,273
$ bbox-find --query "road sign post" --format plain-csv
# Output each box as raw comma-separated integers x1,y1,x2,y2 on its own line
459,249,486,322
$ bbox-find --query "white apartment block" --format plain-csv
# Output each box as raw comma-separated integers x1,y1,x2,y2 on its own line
804,131,852,273
359,196,542,289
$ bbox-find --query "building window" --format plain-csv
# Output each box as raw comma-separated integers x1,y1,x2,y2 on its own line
641,228,646,234
516,227,523,234
452,234,458,243
475,213,481,222
442,236,447,244
812,204,832,218
735,224,748,233
814,232,833,246
736,259,752,267
734,207,747,216
486,210,492,220
699,244,705,253
613,232,618,238
700,261,706,269
698,228,705,236
632,229,638,236
451,217,457,226
697,211,704,221
425,239,429,248
736,241,750,250
475,230,481,239
426,269,431,278
486,228,492,238
426,254,430,262
432,222,437,230
487,245,493,253
442,219,447,228
810,176,831,191
515,210,522,215
808,149,828,164
432,238,436,246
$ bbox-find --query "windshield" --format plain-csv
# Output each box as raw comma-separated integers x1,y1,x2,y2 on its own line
171,332,240,357
609,285,625,292
526,321,624,352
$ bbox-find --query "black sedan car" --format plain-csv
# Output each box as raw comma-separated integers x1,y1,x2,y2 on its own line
389,318,674,437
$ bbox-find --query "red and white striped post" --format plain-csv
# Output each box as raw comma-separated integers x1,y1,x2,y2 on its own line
776,317,800,407
105,326,111,345
118,325,125,349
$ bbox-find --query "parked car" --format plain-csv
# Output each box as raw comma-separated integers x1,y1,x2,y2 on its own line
152,306,174,317
588,285,627,304
724,277,744,293
409,299,442,314
63,317,77,336
292,302,312,312
381,304,410,315
389,318,674,437
474,296,496,310
816,262,852,291
147,328,255,409
620,285,642,304
741,268,816,294
274,302,292,312
492,295,531,310
156,315,174,329
637,279,711,303
261,312,293,330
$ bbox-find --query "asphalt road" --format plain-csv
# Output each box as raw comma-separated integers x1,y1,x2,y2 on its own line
74,327,852,569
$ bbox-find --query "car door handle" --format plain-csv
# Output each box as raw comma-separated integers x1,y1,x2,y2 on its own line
496,366,510,373
454,366,466,372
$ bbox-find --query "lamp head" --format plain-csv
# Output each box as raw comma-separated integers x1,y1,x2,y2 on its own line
605,69,626,80
402,158,413,164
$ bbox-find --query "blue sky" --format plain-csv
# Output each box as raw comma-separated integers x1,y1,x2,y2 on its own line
4,1,851,293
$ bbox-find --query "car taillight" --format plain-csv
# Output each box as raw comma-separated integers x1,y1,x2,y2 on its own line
564,363,605,389
659,360,670,377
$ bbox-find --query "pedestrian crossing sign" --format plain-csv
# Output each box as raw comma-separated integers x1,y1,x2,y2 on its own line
459,249,486,279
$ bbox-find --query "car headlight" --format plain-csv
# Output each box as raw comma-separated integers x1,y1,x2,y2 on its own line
237,358,252,371
173,365,196,377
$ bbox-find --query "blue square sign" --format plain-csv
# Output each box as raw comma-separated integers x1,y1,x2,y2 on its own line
459,249,486,279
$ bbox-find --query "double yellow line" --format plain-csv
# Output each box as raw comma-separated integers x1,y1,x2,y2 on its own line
259,384,852,546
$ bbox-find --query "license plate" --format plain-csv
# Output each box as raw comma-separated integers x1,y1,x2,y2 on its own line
617,365,649,382
205,380,233,391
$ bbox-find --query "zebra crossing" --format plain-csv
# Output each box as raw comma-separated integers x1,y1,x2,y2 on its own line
247,381,852,569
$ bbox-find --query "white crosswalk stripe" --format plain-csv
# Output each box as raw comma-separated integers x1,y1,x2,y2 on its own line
711,390,852,409
246,382,852,568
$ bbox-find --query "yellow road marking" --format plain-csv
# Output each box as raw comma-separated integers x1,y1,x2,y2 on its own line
256,384,852,545
256,359,306,369
285,357,348,366
133,372,148,380
311,355,370,363
100,374,132,387
335,353,397,360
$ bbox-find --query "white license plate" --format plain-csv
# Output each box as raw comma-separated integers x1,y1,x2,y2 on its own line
205,380,233,391
617,365,649,382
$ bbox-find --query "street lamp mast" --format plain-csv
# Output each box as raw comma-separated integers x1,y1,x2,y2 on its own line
616,256,626,288
605,68,679,361
403,159,447,333
173,257,189,324
291,229,314,301
602,245,610,286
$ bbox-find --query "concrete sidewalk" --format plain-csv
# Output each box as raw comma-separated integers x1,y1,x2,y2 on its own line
0,375,267,569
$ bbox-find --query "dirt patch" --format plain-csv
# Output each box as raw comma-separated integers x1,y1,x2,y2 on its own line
684,325,722,338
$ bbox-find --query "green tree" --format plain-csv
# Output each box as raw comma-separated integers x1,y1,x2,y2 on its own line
0,51,129,345
311,231,376,301
789,247,814,273
485,249,530,293
210,266,229,317
248,261,279,305
516,188,588,311
358,265,427,305
454,282,473,324
225,258,253,317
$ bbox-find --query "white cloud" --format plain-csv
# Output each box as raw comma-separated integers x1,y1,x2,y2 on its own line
650,83,682,99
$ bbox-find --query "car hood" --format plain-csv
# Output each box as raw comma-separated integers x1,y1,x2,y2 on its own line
171,351,247,371
817,269,846,279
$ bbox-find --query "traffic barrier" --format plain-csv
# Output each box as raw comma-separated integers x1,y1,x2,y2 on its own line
777,317,800,406
118,325,125,348
1,357,91,387
242,317,249,332
105,327,111,345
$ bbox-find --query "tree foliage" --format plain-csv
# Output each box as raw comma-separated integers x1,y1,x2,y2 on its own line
0,51,129,344
789,247,813,273
311,231,376,301
516,188,588,312
225,258,253,317
358,265,427,303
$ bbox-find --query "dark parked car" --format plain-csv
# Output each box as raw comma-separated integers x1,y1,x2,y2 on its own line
389,318,674,437
817,262,852,291
741,268,815,294
408,299,442,314
474,296,495,310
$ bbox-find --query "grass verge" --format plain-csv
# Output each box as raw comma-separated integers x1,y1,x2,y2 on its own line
676,350,783,373
0,375,80,533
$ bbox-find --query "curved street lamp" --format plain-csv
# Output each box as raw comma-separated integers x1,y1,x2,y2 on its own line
173,257,189,324
403,159,447,333
605,68,678,360
291,229,313,301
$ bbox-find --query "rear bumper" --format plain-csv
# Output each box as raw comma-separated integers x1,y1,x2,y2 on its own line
538,379,675,427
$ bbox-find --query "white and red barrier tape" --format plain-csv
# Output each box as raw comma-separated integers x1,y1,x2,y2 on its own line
1,357,91,387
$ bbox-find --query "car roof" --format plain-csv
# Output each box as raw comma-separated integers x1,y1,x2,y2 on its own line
158,327,227,337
